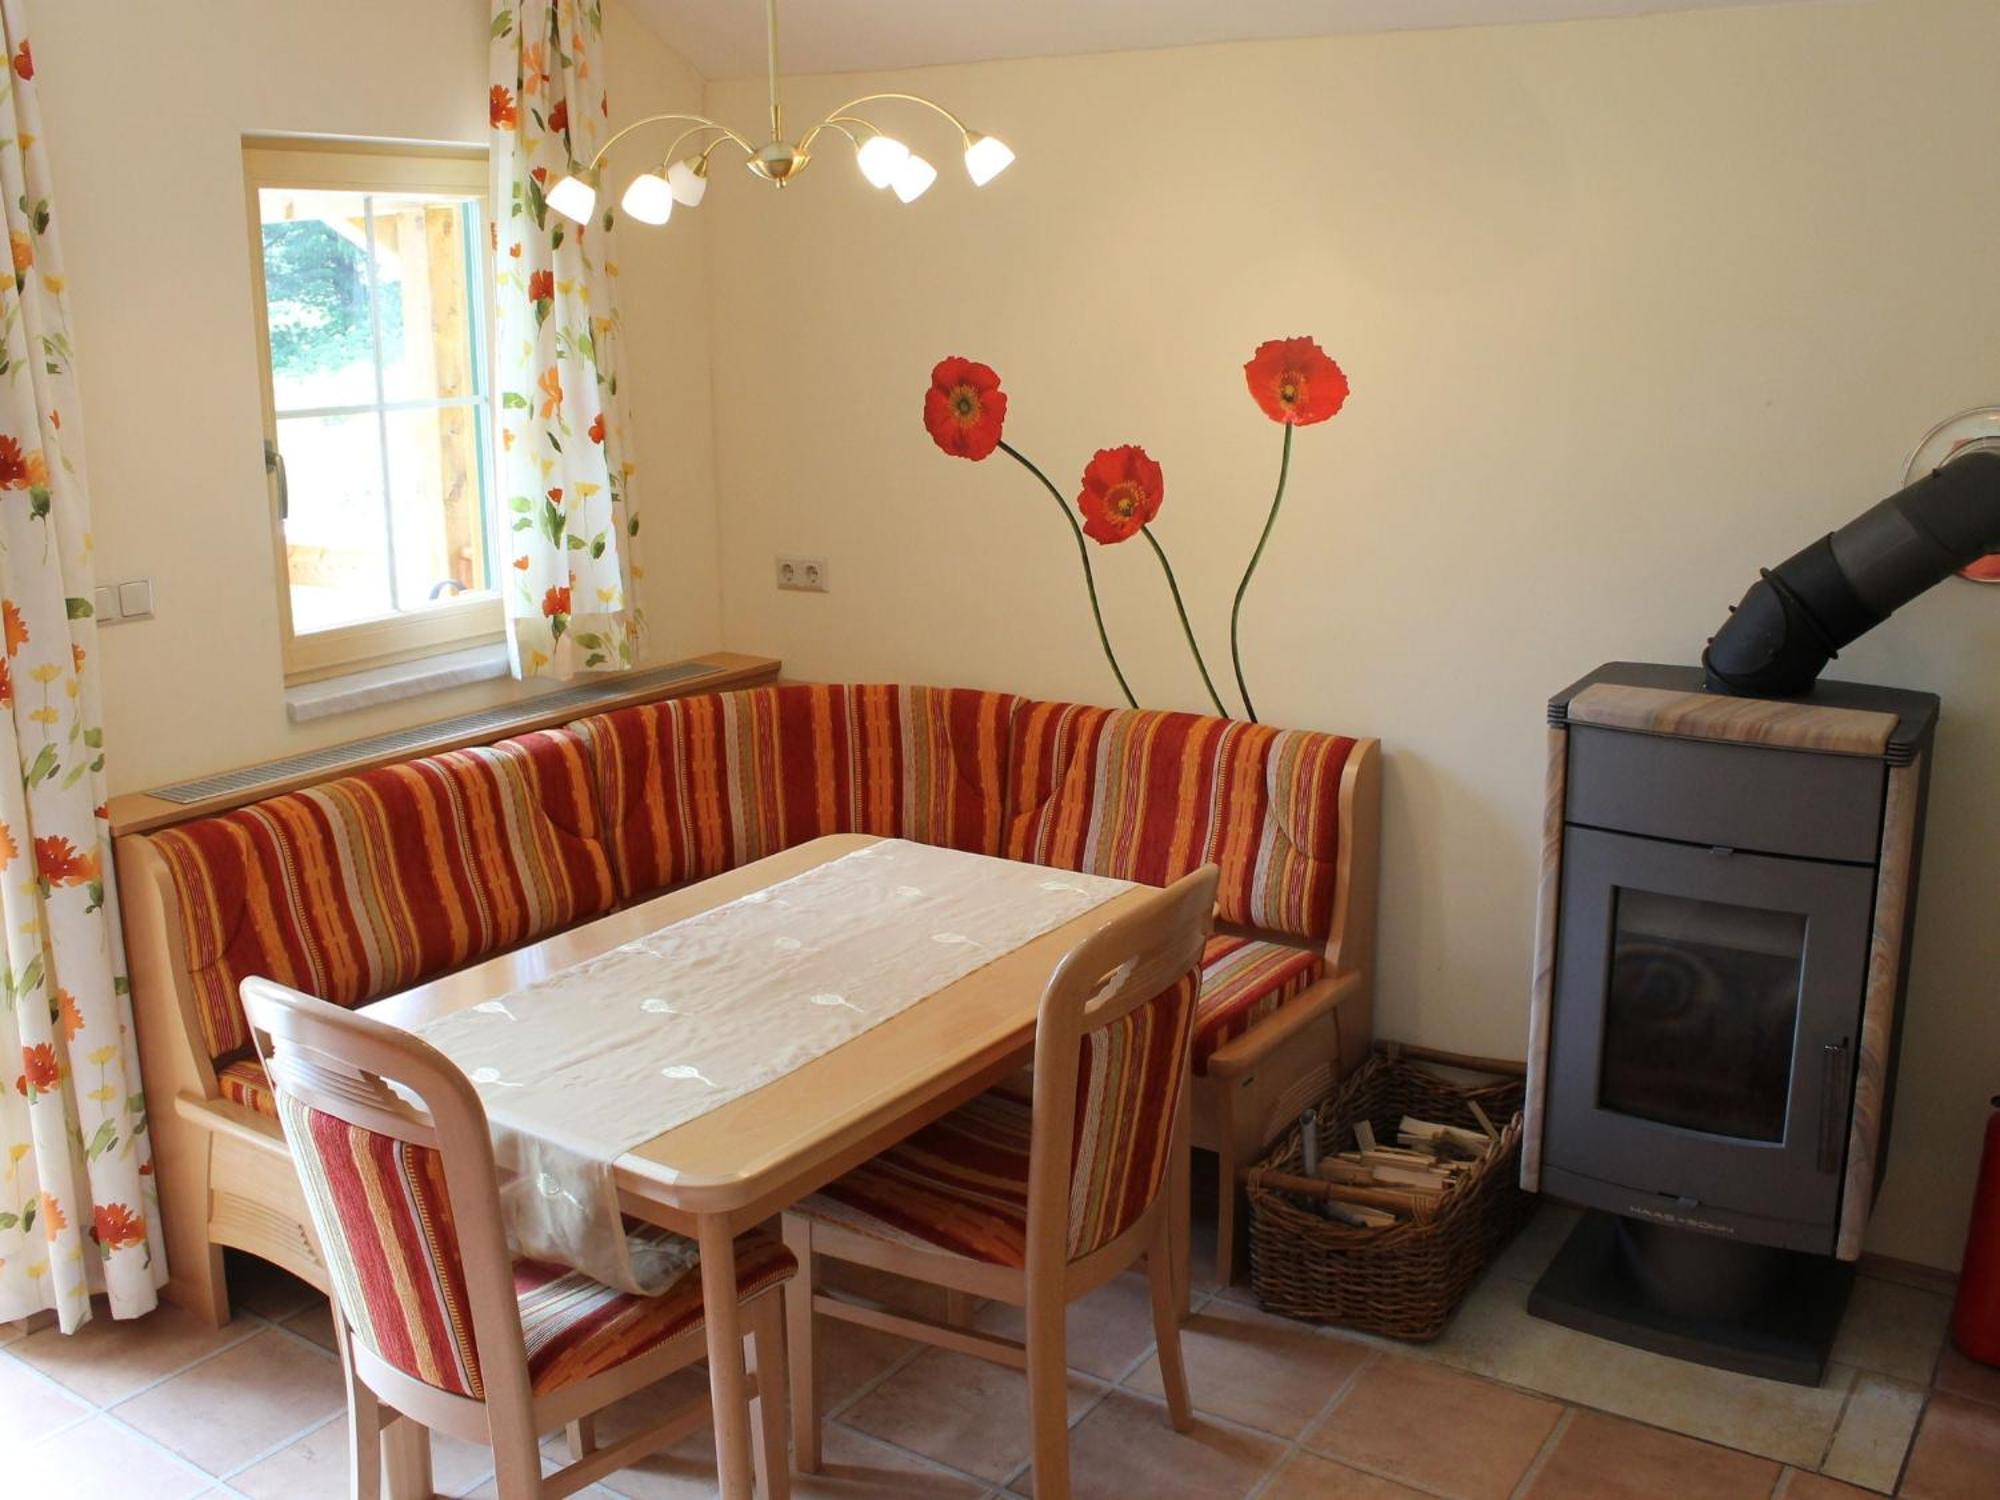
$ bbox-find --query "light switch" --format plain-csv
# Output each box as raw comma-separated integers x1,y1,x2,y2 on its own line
92,584,117,622
116,578,153,619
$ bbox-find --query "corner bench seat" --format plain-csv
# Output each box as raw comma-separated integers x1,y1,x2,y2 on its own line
120,680,1377,1320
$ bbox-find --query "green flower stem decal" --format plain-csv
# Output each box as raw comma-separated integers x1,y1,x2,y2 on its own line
1141,525,1230,718
998,439,1138,708
1229,421,1293,725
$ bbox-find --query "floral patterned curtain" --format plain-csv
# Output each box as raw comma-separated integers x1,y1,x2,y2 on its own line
490,0,642,678
0,1,163,1333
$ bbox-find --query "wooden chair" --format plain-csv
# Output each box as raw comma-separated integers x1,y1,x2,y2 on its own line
780,866,1219,1500
242,977,794,1500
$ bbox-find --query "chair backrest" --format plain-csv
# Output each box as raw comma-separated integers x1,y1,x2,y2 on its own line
1026,866,1218,1271
241,976,534,1422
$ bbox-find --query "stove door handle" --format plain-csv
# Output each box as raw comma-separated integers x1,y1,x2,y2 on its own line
1817,1039,1850,1174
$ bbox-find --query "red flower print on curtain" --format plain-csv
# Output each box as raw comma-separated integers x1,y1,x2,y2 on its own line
491,0,642,677
0,0,163,1334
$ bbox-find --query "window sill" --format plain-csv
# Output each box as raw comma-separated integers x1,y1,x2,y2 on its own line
284,642,512,723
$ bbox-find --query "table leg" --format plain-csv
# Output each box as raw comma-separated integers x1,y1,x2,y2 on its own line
700,1213,757,1500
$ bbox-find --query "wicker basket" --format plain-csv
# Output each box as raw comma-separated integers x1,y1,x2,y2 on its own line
1246,1048,1536,1340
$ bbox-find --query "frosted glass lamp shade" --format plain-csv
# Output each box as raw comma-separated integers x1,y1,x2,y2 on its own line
963,133,1014,187
666,157,708,207
546,171,599,224
856,134,911,190
891,152,938,203
621,172,674,225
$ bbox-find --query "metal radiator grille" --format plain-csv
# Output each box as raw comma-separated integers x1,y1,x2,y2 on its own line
150,660,717,805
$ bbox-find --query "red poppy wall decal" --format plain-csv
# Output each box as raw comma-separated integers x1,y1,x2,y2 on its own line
924,357,1134,705
922,338,1348,720
1232,336,1349,721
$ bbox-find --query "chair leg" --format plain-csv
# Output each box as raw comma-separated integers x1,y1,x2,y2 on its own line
490,1420,546,1499
1025,1303,1073,1500
1147,1224,1195,1434
944,1289,973,1325
565,1414,596,1462
780,1214,820,1475
747,1291,792,1500
335,1319,383,1500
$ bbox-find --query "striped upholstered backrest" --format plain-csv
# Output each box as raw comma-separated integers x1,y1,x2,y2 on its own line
275,1088,486,1399
1066,967,1201,1260
1004,702,1356,943
573,683,1019,901
151,730,618,1064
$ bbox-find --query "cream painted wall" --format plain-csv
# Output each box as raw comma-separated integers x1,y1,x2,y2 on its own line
703,0,2000,1269
35,0,720,793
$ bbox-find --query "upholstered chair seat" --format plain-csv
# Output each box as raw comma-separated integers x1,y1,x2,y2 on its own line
793,1088,1037,1268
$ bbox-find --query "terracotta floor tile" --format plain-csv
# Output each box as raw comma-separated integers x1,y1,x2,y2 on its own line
1829,1278,1951,1386
973,1272,1162,1382
839,1344,1103,1483
0,1348,91,1447
1818,1371,1923,1492
1258,1450,1435,1498
817,1312,924,1414
1007,1389,1287,1499
11,1296,253,1404
1899,1392,2000,1499
114,1325,344,1475
230,1412,496,1500
1523,1409,1779,1499
1780,1472,1881,1499
1933,1344,2000,1409
281,1299,339,1352
1124,1298,1370,1437
1304,1353,1561,1500
17,1411,213,1499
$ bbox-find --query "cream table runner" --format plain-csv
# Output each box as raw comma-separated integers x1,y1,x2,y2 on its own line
416,840,1133,1292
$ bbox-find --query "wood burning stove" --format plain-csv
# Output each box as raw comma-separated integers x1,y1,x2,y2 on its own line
1521,663,1937,1384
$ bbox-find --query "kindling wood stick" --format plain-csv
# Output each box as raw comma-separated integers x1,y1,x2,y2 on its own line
1258,1172,1428,1225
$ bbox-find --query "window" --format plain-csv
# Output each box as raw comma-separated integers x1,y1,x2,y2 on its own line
245,139,500,681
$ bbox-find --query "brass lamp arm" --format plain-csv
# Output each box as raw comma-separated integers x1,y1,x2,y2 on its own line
581,112,756,173
798,92,974,154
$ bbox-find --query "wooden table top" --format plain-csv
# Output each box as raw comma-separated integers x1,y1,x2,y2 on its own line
363,835,1153,1216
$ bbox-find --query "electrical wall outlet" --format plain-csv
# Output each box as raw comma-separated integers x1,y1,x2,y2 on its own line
775,556,829,593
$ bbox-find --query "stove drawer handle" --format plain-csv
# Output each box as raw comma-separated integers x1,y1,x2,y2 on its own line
1818,1039,1850,1173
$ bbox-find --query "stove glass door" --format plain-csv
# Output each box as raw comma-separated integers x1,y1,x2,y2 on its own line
1600,890,1807,1142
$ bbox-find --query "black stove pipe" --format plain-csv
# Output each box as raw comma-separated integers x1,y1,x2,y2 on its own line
1703,448,2000,697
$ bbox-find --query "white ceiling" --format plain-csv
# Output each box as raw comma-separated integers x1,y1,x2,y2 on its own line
630,0,1811,81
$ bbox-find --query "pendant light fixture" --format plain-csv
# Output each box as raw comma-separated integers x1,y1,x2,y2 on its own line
547,0,1014,228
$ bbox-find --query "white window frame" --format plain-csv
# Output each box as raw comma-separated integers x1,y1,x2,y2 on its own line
243,136,502,684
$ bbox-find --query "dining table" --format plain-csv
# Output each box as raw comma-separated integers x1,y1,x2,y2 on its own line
360,832,1166,1500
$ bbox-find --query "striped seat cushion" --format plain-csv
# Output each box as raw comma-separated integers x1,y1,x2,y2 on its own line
151,729,618,1064
516,1229,795,1396
1004,701,1356,943
1193,935,1327,1072
574,683,1018,901
216,1056,277,1117
797,1088,1034,1267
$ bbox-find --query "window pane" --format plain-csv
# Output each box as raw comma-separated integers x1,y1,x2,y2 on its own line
259,189,380,411
1598,888,1806,1143
278,413,393,632
368,197,483,403
384,405,492,610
